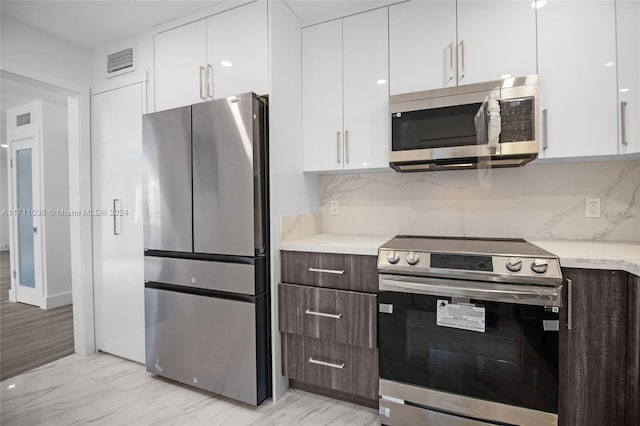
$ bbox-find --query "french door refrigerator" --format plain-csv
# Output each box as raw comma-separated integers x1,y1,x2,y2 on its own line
142,93,270,406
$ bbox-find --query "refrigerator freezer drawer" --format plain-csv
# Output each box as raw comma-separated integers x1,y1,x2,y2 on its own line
144,256,261,295
145,287,267,405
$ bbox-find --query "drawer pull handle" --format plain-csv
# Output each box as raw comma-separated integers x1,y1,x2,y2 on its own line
308,268,345,275
305,309,342,319
308,357,345,369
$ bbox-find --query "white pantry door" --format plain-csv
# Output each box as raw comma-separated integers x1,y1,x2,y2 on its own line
92,83,145,363
10,137,44,308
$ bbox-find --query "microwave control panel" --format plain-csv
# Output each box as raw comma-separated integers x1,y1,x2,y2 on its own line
500,97,534,142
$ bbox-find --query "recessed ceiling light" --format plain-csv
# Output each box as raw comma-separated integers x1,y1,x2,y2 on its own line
620,88,630,93
531,0,547,9
1,144,8,149
605,61,615,67
8,384,16,389
500,74,512,79
376,79,386,85
221,60,232,67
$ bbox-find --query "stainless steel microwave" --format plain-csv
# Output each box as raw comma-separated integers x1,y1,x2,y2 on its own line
389,75,539,172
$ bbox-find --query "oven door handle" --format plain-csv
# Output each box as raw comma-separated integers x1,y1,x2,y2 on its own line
379,274,562,307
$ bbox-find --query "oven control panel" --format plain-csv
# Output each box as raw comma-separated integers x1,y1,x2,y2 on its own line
377,250,562,285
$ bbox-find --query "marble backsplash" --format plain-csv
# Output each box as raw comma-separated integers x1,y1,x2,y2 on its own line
319,160,640,242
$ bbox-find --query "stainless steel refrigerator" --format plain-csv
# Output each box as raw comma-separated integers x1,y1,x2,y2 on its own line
142,93,270,406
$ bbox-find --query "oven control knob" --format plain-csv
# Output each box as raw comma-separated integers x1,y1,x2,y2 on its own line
531,258,549,274
506,258,523,272
386,251,400,264
406,251,420,265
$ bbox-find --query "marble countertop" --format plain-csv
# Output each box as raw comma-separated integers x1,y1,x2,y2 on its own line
529,240,640,275
280,234,393,256
280,234,640,275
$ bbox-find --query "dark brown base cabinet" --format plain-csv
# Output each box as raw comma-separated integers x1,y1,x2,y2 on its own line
560,268,639,426
279,251,379,408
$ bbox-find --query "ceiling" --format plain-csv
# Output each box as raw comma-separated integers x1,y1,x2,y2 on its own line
0,1,390,51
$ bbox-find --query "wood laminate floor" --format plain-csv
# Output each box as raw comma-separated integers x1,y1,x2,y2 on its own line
0,251,74,381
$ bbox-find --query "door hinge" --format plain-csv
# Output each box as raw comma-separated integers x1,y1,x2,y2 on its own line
13,270,16,279
10,159,13,168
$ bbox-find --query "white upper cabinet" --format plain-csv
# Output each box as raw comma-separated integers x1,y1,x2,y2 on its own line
389,0,457,95
154,1,268,112
342,8,389,170
389,0,536,95
302,19,343,172
154,20,208,111
206,0,269,99
456,0,537,85
302,8,389,172
616,0,640,154
537,0,618,159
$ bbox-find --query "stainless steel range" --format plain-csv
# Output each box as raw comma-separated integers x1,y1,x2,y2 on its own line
377,236,563,426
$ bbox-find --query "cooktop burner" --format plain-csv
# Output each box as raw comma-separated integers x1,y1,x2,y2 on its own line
378,236,563,286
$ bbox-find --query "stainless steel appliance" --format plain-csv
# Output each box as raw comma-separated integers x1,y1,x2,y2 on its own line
142,93,270,406
389,75,539,172
377,236,562,425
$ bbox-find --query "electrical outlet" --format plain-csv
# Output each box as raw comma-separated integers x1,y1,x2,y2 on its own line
585,197,601,218
330,200,339,216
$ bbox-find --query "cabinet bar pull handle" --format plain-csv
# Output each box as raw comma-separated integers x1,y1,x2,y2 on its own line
199,66,206,100
621,101,628,146
113,199,121,235
336,131,341,164
207,64,213,99
344,130,349,163
567,278,573,330
308,357,345,369
305,309,342,319
449,42,454,81
308,267,345,275
460,39,465,80
542,108,549,150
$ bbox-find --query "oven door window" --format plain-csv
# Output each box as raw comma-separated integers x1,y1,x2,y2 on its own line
379,291,559,414
392,103,484,150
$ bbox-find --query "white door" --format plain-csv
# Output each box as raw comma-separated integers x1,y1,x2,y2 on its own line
206,0,269,99
616,0,640,154
92,83,145,363
537,0,618,158
154,20,208,111
389,0,457,95
343,7,390,171
456,0,537,85
10,138,44,307
302,19,344,172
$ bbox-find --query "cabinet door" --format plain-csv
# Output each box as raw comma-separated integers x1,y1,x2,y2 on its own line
302,20,344,172
343,8,389,171
537,1,618,158
154,20,208,111
389,0,457,95
627,273,640,426
206,1,268,99
616,0,640,154
91,84,145,363
456,0,537,85
559,269,627,425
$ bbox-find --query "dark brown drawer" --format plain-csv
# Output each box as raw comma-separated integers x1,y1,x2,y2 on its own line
282,334,379,400
280,251,377,293
278,283,377,349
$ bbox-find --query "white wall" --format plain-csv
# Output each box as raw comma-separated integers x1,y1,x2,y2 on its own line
320,160,640,242
0,113,8,250
268,1,321,400
0,16,92,86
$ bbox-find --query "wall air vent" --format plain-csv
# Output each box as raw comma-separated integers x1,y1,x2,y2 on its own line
16,113,31,127
106,47,135,77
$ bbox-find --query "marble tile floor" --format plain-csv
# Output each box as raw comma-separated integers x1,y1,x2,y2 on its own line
0,352,380,426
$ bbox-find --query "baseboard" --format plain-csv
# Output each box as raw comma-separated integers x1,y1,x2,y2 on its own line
44,291,72,309
8,287,16,302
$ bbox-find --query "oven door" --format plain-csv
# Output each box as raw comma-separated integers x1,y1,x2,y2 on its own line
378,275,560,420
